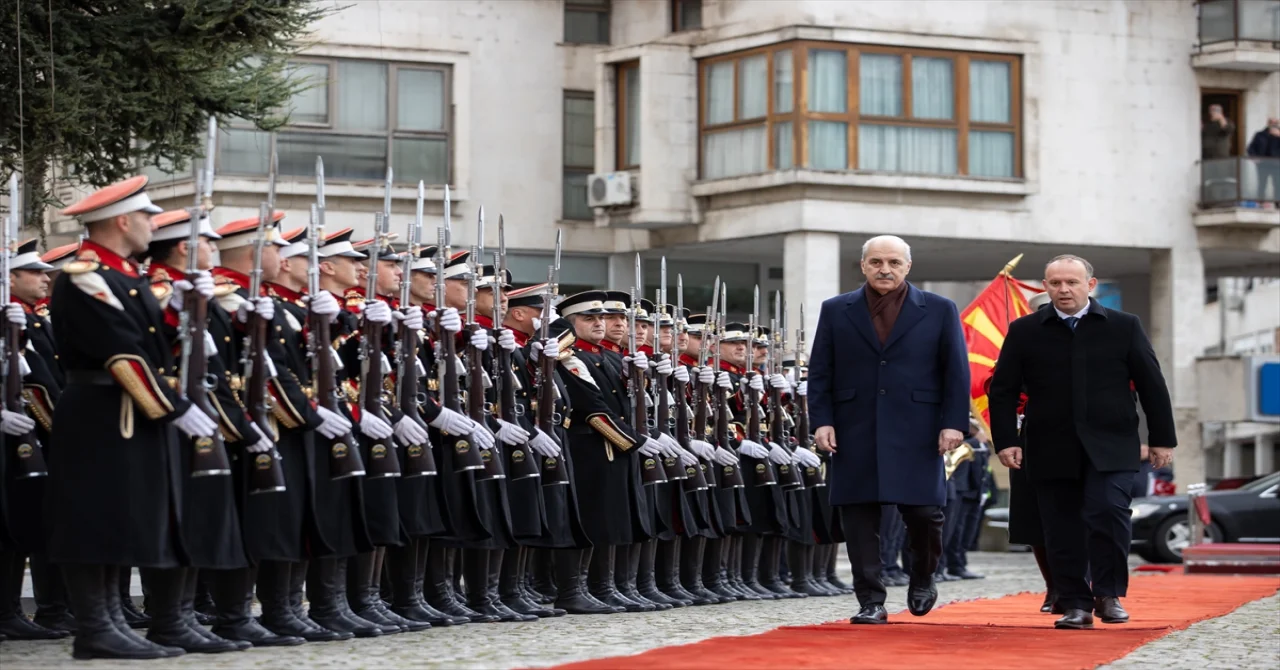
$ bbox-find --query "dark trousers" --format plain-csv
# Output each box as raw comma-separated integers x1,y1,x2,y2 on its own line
946,497,983,570
1035,460,1134,611
878,505,905,574
840,503,943,607
939,495,962,572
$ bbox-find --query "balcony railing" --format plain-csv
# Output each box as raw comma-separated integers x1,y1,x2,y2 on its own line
1200,156,1280,208
1197,0,1280,46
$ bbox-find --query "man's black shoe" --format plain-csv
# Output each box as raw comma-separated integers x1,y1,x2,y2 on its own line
1054,609,1095,629
1094,597,1129,624
849,604,888,624
1040,590,1057,613
947,568,985,580
906,580,938,616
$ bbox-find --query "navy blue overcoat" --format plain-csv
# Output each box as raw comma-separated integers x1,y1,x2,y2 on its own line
807,283,970,507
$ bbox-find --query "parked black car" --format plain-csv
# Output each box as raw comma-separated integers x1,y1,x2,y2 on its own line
1130,470,1280,563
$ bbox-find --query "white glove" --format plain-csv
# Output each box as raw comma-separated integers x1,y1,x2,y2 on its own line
469,422,497,451
495,418,530,446
698,366,715,385
767,441,791,465
307,291,341,323
394,415,430,446
431,307,462,333
363,300,392,325
654,356,673,376
769,373,789,391
716,371,732,389
428,407,473,435
531,337,559,361
736,439,769,459
785,368,798,386
746,374,765,393
359,412,394,440
687,439,715,461
797,381,808,397
172,405,218,438
637,437,662,457
245,423,274,453
792,447,821,468
496,329,517,352
0,409,35,436
677,449,698,467
673,365,689,384
236,296,275,323
624,350,649,371
315,405,353,439
5,304,26,325
656,432,682,458
712,447,740,466
393,306,424,331
203,331,218,359
469,328,489,351
529,428,562,458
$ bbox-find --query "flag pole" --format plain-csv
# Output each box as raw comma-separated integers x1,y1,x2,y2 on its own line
1000,253,1023,326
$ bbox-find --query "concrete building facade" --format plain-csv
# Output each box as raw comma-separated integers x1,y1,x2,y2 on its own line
41,0,1280,488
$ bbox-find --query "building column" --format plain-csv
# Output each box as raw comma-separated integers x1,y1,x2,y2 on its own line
1149,247,1206,490
1256,433,1276,475
1223,439,1244,478
784,232,841,355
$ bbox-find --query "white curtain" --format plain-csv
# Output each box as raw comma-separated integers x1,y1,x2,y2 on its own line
397,68,445,132
773,121,793,169
808,50,847,113
706,62,734,124
858,125,956,175
703,126,767,179
911,57,953,120
969,60,1010,123
859,54,901,116
969,131,1014,178
774,50,793,114
739,55,768,119
808,121,848,170
625,68,641,166
337,61,387,132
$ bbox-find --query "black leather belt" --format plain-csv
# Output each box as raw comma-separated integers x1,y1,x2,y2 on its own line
66,370,116,386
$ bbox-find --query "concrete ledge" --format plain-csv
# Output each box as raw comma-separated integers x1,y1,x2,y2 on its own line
142,176,468,206
690,169,1032,198
1192,43,1280,72
1194,207,1280,229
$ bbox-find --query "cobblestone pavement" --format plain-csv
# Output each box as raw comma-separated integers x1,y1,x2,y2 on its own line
3,552,1276,669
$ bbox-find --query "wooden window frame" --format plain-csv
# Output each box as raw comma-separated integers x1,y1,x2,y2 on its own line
671,0,702,32
565,0,611,45
563,90,595,221
696,40,1022,179
616,61,640,170
220,57,453,184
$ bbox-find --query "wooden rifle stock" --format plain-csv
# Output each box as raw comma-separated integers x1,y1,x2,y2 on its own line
712,380,743,488
768,380,803,489
655,363,686,481
313,311,364,479
796,367,825,487
245,312,286,493
671,367,708,491
185,292,231,478
497,340,538,480
396,324,436,477
535,334,569,485
360,318,399,478
633,356,665,485
5,318,47,479
745,372,777,486
467,326,504,481
440,319,482,472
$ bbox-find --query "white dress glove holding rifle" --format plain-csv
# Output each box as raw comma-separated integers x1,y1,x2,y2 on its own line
172,405,218,438
792,447,821,468
528,428,562,458
359,412,395,441
362,300,392,325
736,439,769,460
236,296,275,324
531,338,559,361
171,272,215,312
245,423,274,454
430,307,462,333
767,441,791,465
687,439,715,461
394,415,430,446
0,409,35,436
495,418,530,446
496,329,517,353
306,291,341,323
314,406,353,439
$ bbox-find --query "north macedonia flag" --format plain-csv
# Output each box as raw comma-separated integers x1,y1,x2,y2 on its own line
961,254,1042,431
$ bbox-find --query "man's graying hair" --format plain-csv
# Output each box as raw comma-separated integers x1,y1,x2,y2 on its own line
861,235,912,262
1046,254,1094,279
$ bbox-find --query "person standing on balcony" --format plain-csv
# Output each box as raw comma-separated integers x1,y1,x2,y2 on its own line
1246,117,1280,207
1201,105,1235,160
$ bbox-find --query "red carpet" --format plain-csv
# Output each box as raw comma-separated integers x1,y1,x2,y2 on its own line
550,574,1279,670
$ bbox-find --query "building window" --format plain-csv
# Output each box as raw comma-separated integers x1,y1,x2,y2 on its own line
563,91,595,220
617,62,640,169
565,0,610,45
672,0,702,32
698,42,1021,180
219,58,451,184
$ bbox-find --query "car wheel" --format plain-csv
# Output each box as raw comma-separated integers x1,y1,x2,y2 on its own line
1152,515,1221,563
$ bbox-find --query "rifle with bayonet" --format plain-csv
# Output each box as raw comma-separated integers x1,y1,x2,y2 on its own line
631,257,665,486
795,304,824,488
711,283,744,488
180,123,232,479
310,161,364,479
241,146,287,494
672,274,708,492
3,172,48,479
494,216,538,481
768,293,803,489
745,286,777,487
435,189,484,474
467,208,504,482
358,194,401,479
535,231,570,485
655,260,686,483
394,181,437,477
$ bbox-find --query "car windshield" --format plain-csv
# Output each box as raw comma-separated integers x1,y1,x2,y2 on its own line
1235,471,1280,493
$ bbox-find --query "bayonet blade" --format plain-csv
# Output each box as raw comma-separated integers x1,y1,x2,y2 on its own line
265,139,278,209
383,166,394,223
202,115,217,203
443,184,452,248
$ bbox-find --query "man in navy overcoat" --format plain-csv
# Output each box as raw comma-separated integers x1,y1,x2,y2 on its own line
808,235,970,624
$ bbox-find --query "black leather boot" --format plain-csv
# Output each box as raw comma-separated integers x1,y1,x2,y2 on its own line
552,549,618,614
760,537,805,599
412,540,468,626
387,542,436,626
117,567,151,628
617,542,661,611
807,545,840,595
193,572,217,625
258,560,336,642
29,553,76,634
824,545,854,594
528,548,558,605
366,547,427,632
727,536,761,600
292,559,352,641
142,567,240,653
787,542,828,597
209,567,303,647
519,546,565,616
500,547,558,618
457,549,503,622
485,550,536,622
0,551,67,639
741,535,777,599
654,539,694,606
679,537,717,605
701,539,736,603
64,564,173,660
104,566,178,655
422,545,482,623
180,568,250,651
347,552,403,634
591,545,646,612
307,558,381,638
635,539,679,609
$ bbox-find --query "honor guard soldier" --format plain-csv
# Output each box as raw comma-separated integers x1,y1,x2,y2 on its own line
212,214,355,643
0,242,69,641
49,175,223,660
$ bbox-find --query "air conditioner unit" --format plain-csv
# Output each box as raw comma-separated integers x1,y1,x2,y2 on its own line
587,171,633,208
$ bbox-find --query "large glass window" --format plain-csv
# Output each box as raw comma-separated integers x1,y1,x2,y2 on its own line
563,91,595,220
565,0,610,45
617,62,641,169
698,42,1021,179
671,0,702,32
219,58,451,184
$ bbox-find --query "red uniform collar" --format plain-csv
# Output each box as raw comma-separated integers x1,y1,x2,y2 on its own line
638,344,654,356
510,329,530,347
719,360,745,375
600,340,624,354
378,294,400,310
78,240,140,278
212,266,252,292
10,297,33,313
148,261,186,282
574,338,602,354
475,314,494,329
265,282,306,303
678,353,699,367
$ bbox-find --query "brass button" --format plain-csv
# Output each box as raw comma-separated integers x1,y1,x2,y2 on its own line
129,289,138,297
149,326,156,333
280,338,286,344
33,322,41,328
224,336,231,342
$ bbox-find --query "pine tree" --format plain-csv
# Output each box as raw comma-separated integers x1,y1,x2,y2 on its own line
0,0,333,232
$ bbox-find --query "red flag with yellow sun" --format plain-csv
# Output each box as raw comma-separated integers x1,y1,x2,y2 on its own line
961,254,1043,431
